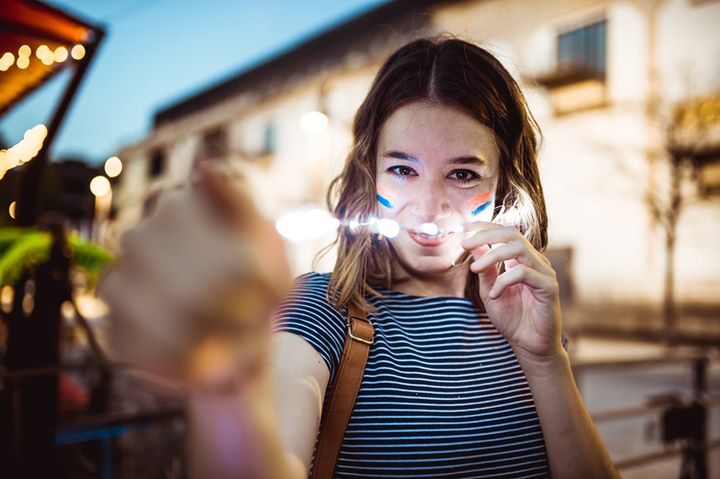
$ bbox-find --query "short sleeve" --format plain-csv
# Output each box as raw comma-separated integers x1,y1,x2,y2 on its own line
271,272,346,381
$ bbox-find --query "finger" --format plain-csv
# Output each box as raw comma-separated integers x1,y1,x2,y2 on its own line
195,161,260,229
470,240,554,276
488,264,558,300
461,224,524,251
464,244,498,300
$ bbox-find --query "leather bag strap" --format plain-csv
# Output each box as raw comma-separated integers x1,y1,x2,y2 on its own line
310,303,374,479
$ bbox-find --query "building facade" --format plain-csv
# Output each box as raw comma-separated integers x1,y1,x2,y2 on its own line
112,0,720,335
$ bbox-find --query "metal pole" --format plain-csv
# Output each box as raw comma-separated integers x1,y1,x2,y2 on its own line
691,357,708,479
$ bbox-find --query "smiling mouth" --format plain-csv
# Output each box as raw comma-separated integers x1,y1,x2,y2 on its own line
408,230,453,247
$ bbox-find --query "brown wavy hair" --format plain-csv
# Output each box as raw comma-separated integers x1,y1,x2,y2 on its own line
321,35,547,314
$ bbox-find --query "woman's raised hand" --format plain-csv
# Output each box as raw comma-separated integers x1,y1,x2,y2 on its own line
461,222,563,365
99,161,292,390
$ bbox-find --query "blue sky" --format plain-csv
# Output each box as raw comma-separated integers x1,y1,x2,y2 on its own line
0,0,388,164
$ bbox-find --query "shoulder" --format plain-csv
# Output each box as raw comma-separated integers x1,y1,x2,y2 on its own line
272,272,346,379
275,272,341,319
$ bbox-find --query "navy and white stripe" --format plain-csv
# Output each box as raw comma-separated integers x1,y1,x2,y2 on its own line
272,272,550,479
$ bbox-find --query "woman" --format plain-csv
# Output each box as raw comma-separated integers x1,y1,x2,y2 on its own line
101,37,619,478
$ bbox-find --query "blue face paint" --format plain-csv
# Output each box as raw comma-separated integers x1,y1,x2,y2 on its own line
471,200,492,217
376,194,393,209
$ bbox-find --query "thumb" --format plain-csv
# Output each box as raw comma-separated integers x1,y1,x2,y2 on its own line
193,160,259,230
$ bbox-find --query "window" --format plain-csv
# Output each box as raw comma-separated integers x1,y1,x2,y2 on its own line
200,126,228,160
262,122,276,155
558,20,607,78
536,18,608,114
148,148,165,179
693,153,720,197
142,191,160,218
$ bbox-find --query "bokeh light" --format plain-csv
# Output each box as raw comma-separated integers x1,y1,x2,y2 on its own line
104,156,123,178
90,175,111,197
71,44,86,60
300,111,329,134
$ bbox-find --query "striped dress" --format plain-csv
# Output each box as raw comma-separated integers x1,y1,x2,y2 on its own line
272,272,551,479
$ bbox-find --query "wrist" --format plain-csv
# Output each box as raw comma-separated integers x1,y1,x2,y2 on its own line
512,345,570,380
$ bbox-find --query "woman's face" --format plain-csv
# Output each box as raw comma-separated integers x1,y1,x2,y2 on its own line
375,101,500,275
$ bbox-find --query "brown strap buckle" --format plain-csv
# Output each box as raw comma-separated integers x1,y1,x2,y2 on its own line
346,314,373,345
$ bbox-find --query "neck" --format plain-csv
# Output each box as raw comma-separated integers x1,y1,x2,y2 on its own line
391,263,468,298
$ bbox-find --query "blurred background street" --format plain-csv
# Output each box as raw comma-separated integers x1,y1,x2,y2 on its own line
1,0,719,477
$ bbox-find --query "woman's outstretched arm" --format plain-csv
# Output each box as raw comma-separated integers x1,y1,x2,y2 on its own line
187,332,329,478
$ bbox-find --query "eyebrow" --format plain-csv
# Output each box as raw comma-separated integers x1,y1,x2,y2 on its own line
381,150,486,166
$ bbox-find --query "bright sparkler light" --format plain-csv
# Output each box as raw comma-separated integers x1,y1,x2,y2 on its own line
275,207,340,242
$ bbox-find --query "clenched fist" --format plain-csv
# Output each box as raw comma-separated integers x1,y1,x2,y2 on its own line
99,162,292,390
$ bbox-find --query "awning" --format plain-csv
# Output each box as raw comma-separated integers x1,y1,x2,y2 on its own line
0,0,104,226
0,0,101,116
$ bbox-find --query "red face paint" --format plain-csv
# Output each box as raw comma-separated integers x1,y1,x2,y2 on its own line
467,191,492,217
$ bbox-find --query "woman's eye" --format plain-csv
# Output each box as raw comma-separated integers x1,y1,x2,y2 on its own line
448,169,481,184
388,165,417,177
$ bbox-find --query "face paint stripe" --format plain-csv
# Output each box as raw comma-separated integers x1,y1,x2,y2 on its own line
376,194,393,209
471,199,492,217
467,191,491,207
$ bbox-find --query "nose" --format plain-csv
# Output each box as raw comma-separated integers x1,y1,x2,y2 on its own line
409,178,451,223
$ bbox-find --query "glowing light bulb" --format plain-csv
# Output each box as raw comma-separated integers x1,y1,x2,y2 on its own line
275,207,339,242
53,46,68,63
18,45,31,57
8,201,16,219
376,218,400,238
0,52,14,66
419,222,439,236
71,44,86,60
36,45,51,59
16,56,29,69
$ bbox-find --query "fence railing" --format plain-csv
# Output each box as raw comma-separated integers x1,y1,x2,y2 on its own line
571,351,720,479
2,351,718,478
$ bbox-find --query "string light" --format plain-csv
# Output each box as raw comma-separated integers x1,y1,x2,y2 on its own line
274,209,490,243
0,124,48,179
0,52,14,71
275,207,340,242
35,45,54,65
16,56,29,69
54,46,69,63
71,44,86,60
419,222,439,236
0,44,86,70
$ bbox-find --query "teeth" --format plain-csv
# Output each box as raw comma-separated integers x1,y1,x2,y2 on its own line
415,232,444,240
